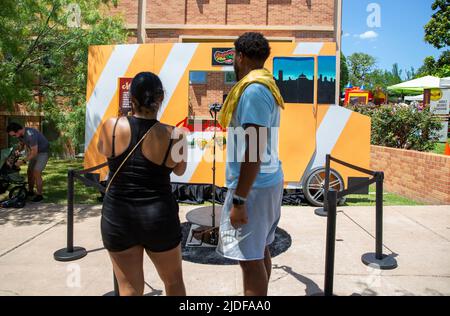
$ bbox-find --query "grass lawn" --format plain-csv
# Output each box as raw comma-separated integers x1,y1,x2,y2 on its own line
30,158,100,204
32,158,421,206
344,184,422,206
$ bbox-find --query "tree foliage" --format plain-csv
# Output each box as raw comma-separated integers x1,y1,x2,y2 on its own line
418,0,450,79
0,0,127,155
416,50,450,78
347,53,376,86
340,52,349,92
424,0,450,49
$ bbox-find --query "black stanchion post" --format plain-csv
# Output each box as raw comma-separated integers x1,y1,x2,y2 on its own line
315,154,331,217
375,172,383,260
67,169,74,252
53,169,87,261
324,189,337,296
361,172,397,270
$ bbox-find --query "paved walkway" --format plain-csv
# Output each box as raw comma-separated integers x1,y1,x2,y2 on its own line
0,203,449,296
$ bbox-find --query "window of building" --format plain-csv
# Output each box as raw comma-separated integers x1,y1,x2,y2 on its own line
224,71,236,85
189,71,207,84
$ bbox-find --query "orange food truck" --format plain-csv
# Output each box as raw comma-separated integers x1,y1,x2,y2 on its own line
84,42,371,206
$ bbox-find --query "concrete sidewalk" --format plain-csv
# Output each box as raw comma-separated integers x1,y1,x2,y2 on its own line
0,203,449,296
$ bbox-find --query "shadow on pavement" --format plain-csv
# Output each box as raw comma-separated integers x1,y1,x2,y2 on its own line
0,203,101,226
180,222,292,265
272,264,323,296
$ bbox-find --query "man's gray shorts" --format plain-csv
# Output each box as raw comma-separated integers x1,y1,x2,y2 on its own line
216,181,283,261
28,153,49,173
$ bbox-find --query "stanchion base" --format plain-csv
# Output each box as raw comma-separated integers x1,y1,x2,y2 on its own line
361,253,397,270
54,247,87,262
314,207,328,217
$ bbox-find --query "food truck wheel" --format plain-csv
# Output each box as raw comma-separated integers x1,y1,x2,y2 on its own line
302,167,345,207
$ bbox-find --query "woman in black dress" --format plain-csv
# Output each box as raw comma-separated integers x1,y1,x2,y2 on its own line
97,72,187,296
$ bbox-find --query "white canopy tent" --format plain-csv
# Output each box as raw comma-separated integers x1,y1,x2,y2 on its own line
387,76,441,93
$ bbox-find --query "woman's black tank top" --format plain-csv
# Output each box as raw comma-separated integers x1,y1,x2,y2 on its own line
106,116,174,199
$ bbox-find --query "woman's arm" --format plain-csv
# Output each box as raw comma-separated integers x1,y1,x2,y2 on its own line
97,117,117,156
172,127,188,176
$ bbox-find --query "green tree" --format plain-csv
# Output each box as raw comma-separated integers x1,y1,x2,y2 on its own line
390,63,402,84
419,0,450,79
340,52,349,92
405,67,416,80
347,53,376,86
424,0,450,49
416,51,450,78
0,0,128,156
365,64,403,91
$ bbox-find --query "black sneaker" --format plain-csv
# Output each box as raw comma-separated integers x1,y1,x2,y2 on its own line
31,195,43,202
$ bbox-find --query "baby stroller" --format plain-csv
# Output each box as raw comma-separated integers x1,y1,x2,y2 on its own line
0,147,27,208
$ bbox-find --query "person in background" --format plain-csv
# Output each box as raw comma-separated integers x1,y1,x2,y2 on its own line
6,122,49,202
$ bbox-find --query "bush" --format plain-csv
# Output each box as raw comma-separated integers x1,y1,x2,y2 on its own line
349,104,442,151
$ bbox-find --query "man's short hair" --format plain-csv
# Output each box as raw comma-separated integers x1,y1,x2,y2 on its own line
234,32,271,63
6,122,23,133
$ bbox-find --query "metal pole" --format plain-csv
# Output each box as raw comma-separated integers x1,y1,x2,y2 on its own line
334,0,343,105
324,154,331,212
375,172,383,260
324,189,337,296
137,0,146,44
53,169,87,261
361,171,397,270
212,110,217,228
67,169,74,252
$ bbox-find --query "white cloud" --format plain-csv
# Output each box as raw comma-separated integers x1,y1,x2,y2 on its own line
359,30,378,40
342,32,350,38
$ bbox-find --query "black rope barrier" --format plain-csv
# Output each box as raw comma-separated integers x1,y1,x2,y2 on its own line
321,155,398,296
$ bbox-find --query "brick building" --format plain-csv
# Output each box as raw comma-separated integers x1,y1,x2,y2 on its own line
0,104,43,150
110,0,337,43
109,0,340,119
1,0,340,149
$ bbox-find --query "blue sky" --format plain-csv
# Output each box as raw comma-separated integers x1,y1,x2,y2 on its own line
273,57,315,80
318,56,337,80
342,0,445,76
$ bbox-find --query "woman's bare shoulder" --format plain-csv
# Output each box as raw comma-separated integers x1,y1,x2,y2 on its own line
154,122,175,137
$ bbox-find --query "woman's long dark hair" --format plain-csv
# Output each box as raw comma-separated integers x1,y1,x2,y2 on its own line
130,72,164,113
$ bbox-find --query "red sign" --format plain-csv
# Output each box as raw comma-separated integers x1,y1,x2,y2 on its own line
118,77,133,116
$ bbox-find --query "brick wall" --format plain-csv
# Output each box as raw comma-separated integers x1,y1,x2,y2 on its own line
189,72,233,118
141,29,334,43
1,103,43,149
110,0,335,42
370,145,450,205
